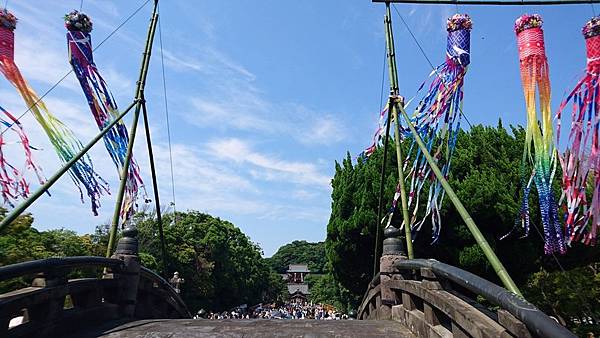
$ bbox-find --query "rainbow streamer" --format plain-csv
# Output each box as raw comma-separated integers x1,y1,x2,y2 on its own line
514,14,565,254
399,14,472,242
0,9,108,215
0,105,44,205
555,17,600,246
65,11,144,221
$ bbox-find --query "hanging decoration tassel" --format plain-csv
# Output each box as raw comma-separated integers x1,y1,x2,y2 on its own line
360,106,389,159
65,11,144,221
555,16,600,246
398,14,472,242
0,105,44,206
0,9,108,215
514,14,565,254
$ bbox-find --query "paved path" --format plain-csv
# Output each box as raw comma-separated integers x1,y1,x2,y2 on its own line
69,319,417,338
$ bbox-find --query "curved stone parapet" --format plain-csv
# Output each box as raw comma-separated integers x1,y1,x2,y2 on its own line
358,258,576,338
0,256,190,338
0,226,191,338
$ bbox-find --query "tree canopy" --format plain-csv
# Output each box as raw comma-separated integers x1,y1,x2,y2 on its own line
325,122,600,332
0,209,287,312
133,211,287,311
265,240,326,274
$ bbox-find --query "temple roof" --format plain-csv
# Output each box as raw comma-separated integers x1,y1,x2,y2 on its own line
287,264,310,273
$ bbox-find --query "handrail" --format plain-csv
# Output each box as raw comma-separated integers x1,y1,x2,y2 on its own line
0,257,123,282
394,259,575,338
359,272,381,311
139,266,190,316
140,266,176,294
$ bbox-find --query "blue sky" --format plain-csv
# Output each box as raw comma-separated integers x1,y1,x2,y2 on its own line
1,0,597,256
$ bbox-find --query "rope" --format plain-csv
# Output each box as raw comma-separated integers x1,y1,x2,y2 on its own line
373,43,390,276
379,42,388,113
0,0,152,137
79,0,84,11
391,4,474,129
157,6,177,223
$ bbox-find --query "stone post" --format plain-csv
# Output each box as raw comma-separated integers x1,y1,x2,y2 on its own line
111,225,141,318
379,226,407,320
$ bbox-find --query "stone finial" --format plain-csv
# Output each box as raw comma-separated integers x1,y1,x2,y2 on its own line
382,226,405,256
114,225,139,256
111,224,141,318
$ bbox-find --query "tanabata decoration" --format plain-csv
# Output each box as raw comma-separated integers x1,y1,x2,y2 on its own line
395,13,472,242
65,10,144,221
513,14,565,254
555,16,600,246
0,104,44,205
0,9,108,215
360,106,389,159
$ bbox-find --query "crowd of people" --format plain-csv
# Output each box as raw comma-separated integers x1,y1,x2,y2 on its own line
196,302,354,321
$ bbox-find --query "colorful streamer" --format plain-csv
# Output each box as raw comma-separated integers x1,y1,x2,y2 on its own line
0,105,44,205
0,9,108,215
514,14,565,254
400,14,472,242
555,16,600,246
360,106,389,159
65,11,144,221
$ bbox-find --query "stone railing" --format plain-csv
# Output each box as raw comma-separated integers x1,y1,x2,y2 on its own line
358,227,576,338
0,226,190,338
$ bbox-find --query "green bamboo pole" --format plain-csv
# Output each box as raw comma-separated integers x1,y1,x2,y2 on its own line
141,100,168,278
384,10,397,92
390,100,413,259
383,1,519,294
384,2,414,258
397,103,522,296
105,105,142,258
0,100,138,232
106,2,160,257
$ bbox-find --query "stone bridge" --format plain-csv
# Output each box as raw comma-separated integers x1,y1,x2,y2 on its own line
0,225,577,338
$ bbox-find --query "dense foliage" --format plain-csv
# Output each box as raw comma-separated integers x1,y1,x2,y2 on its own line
0,208,106,292
265,240,326,274
0,209,287,312
325,122,600,332
525,265,600,333
134,211,287,311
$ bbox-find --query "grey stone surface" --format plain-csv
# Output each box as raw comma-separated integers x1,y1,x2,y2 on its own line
67,319,417,338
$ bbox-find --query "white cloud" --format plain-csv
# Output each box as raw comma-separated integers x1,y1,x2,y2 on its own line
14,36,80,92
292,189,317,201
189,97,272,132
2,1,337,257
186,93,348,146
207,138,331,188
300,115,347,145
159,34,347,146
152,142,254,195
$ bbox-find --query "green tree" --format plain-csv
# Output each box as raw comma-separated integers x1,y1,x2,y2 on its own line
306,271,356,313
525,264,600,334
134,210,283,312
326,122,600,314
266,240,326,274
0,209,104,292
0,208,285,313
